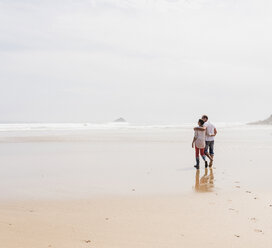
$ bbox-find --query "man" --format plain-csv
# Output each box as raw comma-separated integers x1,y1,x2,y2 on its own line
194,115,217,167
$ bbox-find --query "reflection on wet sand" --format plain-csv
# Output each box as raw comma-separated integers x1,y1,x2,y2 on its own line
195,168,214,192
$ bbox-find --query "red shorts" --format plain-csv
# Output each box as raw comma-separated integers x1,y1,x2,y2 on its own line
195,147,205,157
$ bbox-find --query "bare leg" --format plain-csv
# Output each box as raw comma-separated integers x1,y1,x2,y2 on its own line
209,155,214,167
205,152,213,161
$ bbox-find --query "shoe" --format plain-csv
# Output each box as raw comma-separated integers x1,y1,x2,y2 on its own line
205,161,208,168
194,165,199,169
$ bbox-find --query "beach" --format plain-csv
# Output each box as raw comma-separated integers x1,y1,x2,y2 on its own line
0,125,272,247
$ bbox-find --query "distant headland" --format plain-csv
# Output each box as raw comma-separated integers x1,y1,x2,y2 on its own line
113,117,127,123
248,115,272,125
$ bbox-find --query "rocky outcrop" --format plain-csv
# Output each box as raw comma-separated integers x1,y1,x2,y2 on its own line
113,117,127,123
248,115,272,125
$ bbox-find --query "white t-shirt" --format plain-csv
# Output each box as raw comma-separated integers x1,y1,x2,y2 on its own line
204,121,216,141
194,128,206,149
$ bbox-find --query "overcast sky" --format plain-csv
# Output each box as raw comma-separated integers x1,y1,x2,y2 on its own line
0,0,271,124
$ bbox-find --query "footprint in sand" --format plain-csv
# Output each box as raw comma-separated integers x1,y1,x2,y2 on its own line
250,217,257,222
234,234,240,238
229,208,239,213
246,191,252,194
254,229,263,233
83,240,91,243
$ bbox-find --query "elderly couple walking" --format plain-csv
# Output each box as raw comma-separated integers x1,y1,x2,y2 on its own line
192,115,217,169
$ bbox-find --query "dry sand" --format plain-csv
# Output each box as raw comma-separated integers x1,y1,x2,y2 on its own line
1,190,272,248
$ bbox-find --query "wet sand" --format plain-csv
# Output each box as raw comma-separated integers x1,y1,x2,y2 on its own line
0,126,272,247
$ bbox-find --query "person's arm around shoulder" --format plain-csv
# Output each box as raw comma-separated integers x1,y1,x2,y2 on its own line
194,126,206,131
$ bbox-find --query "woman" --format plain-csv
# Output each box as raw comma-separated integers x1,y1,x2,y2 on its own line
192,119,208,169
